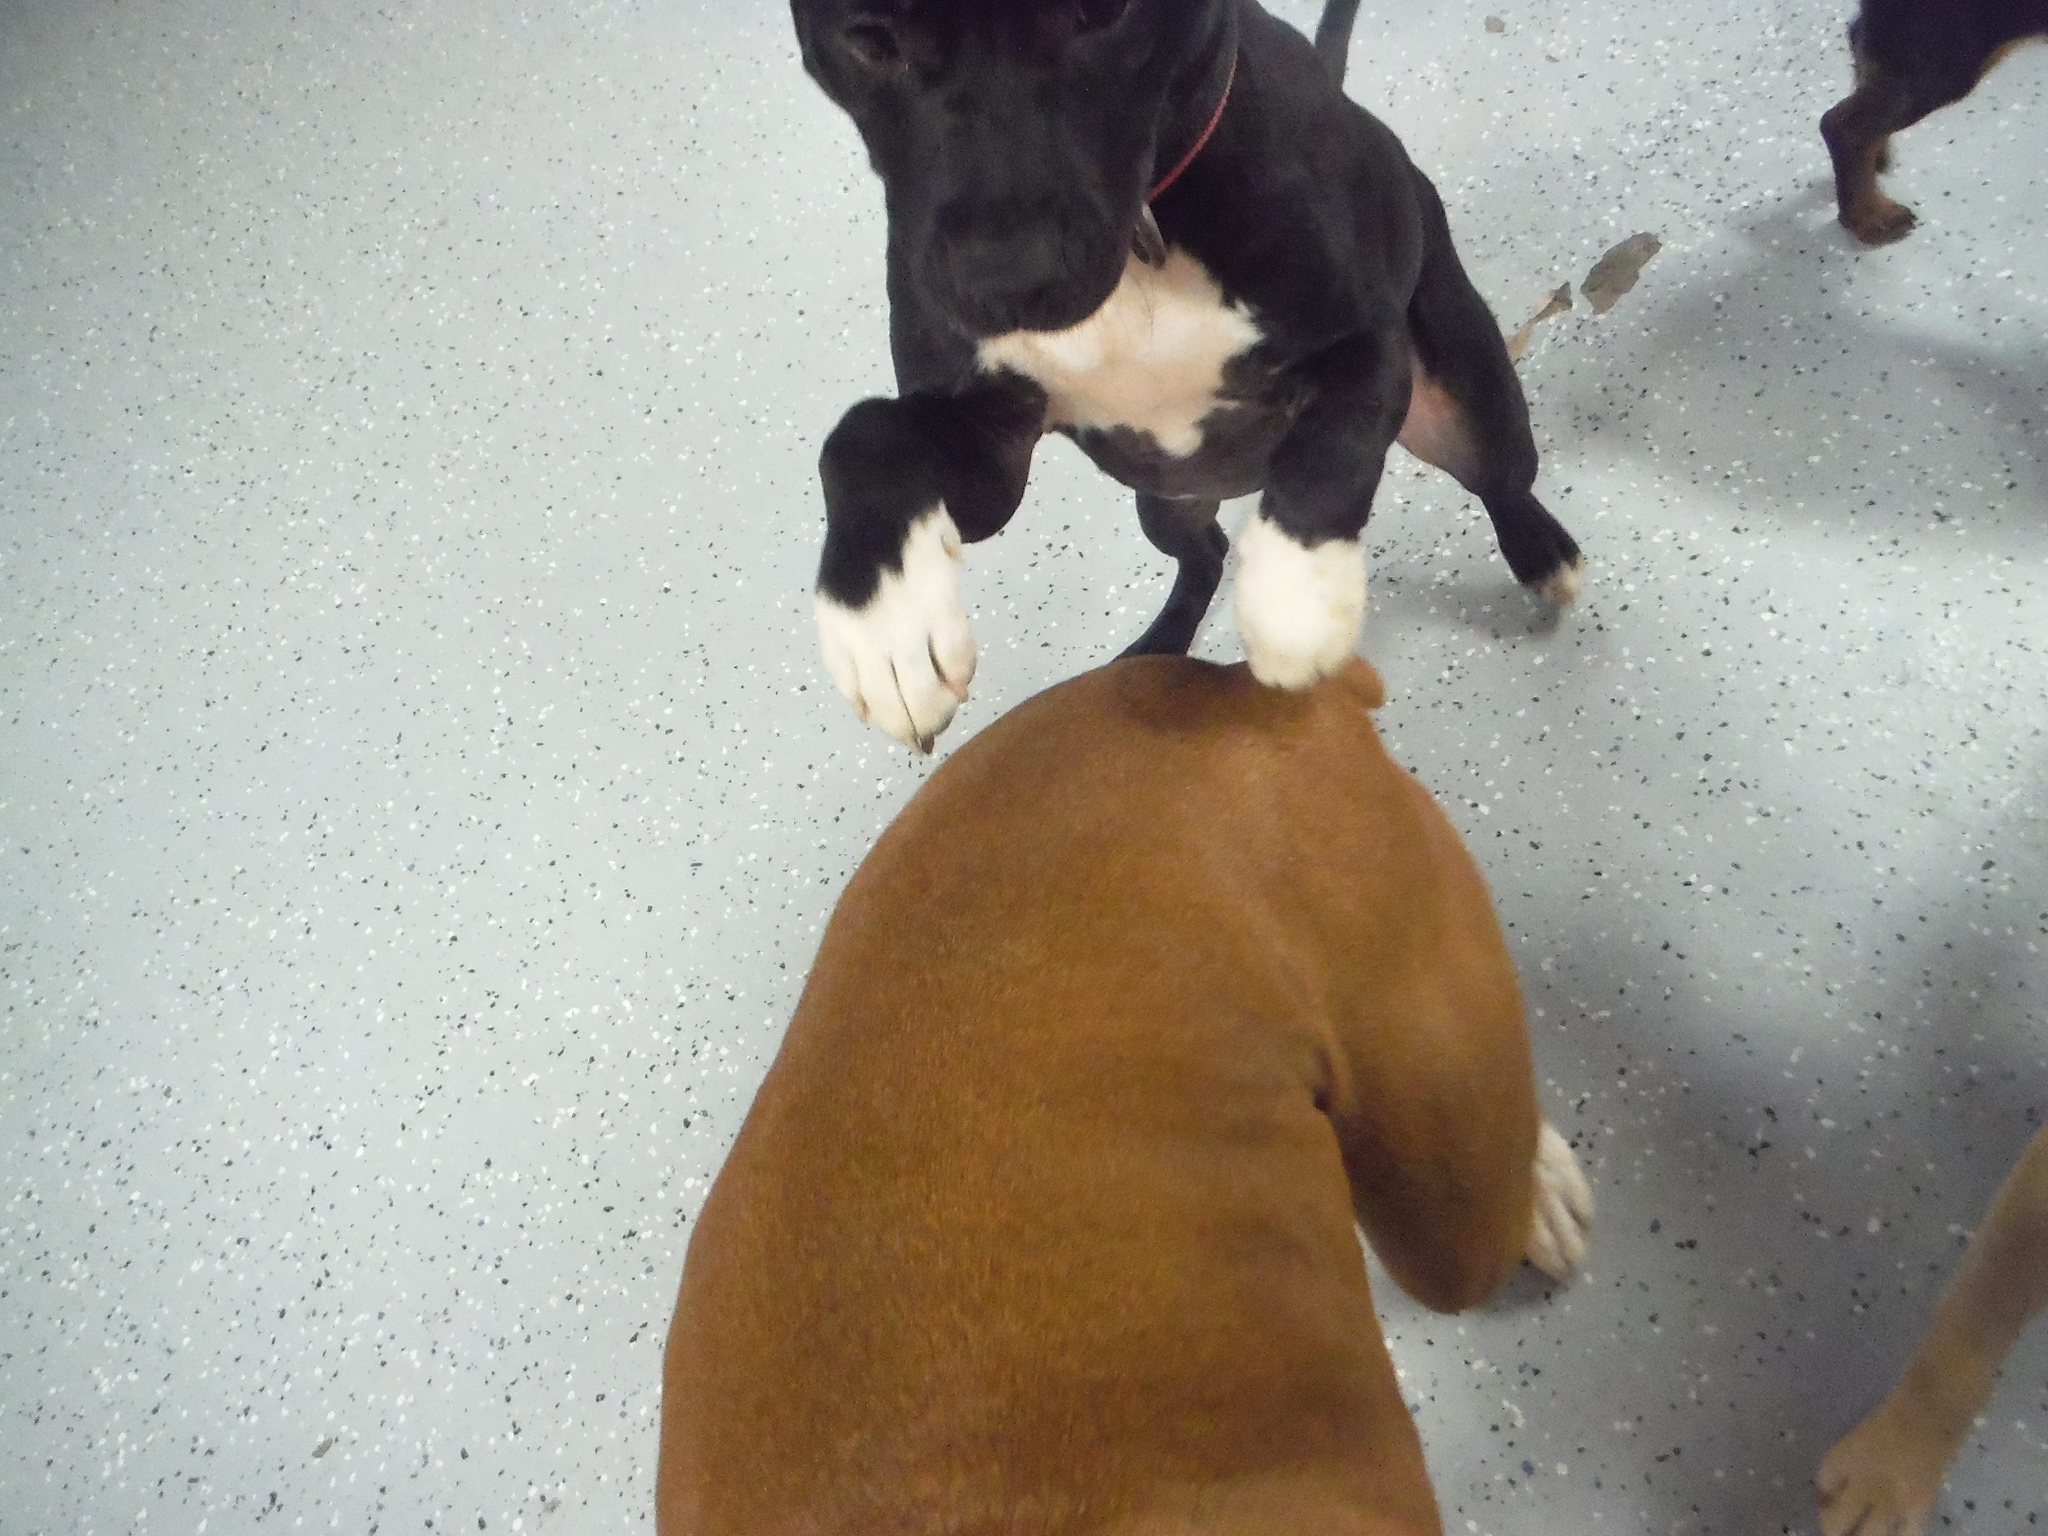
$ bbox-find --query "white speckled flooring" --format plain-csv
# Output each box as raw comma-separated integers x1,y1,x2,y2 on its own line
3,1,2044,1531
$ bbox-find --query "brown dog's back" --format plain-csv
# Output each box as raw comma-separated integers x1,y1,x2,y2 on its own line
658,658,1540,1535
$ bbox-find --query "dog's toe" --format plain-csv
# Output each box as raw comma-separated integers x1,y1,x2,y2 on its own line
1845,195,1918,246
1536,556,1584,608
816,507,978,751
1233,515,1365,689
1526,1121,1593,1281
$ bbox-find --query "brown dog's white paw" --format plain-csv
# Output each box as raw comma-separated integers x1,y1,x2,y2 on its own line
1233,515,1365,689
1526,1121,1593,1280
816,506,976,753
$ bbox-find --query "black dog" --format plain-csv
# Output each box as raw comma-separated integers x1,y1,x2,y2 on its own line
794,0,1582,750
1822,0,2048,244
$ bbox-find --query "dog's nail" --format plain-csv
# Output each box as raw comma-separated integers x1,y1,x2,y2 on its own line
853,695,870,724
913,731,935,755
1132,205,1167,267
931,647,971,703
941,529,963,562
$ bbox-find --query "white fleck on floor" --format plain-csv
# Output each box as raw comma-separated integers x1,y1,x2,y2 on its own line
3,1,2044,1531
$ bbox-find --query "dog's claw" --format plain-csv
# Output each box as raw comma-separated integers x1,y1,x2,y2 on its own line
932,640,972,703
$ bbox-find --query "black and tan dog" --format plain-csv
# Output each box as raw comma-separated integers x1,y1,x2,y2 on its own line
658,655,1593,1535
793,0,1583,751
1821,0,2048,244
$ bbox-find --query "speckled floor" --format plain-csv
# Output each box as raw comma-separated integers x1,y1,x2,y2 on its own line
3,0,2045,1531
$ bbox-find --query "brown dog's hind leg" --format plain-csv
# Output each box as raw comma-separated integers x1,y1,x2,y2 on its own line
1399,175,1583,606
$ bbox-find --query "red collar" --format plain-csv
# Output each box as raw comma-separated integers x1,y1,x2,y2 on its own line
1148,49,1237,203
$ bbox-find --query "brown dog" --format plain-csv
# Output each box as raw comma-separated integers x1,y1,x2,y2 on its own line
1817,1123,2048,1536
656,656,1592,1536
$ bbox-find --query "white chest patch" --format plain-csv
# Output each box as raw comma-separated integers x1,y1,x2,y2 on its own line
976,249,1261,458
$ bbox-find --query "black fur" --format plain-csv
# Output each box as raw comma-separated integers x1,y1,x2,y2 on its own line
1822,0,2048,243
793,0,1579,676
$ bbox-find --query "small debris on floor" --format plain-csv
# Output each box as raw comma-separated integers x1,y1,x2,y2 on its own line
1485,14,1507,32
1505,283,1573,361
1581,232,1663,313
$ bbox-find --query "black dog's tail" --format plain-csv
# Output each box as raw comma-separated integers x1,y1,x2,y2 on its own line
1313,0,1361,84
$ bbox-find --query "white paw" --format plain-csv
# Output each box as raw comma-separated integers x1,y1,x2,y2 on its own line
1526,1121,1593,1281
1537,558,1584,608
1233,514,1365,689
815,507,976,753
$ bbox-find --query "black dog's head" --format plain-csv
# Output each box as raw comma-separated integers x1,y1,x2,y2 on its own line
792,0,1232,338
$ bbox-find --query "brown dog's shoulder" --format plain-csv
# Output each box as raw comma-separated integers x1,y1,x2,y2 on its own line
916,655,1395,838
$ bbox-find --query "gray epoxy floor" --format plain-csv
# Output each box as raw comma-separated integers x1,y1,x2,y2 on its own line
3,1,2045,1531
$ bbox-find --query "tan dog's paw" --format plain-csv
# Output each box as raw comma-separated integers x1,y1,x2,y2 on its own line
816,506,976,753
1526,1121,1592,1280
1233,515,1365,689
1817,1392,1963,1536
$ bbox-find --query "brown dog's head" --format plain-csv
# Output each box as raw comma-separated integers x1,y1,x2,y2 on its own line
790,0,1232,338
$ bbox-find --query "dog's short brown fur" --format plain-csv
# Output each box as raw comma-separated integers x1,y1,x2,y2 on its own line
656,656,1590,1536
1818,1123,2048,1536
1821,0,2048,244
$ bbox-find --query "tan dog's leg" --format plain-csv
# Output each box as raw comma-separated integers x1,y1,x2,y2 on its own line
1817,1124,2048,1536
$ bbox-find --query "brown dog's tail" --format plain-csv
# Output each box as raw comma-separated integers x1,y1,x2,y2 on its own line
1313,0,1361,85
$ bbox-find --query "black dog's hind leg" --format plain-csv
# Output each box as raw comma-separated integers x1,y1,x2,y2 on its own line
1123,495,1227,658
1398,175,1582,606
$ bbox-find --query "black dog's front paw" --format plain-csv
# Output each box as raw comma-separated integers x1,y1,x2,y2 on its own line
816,506,977,753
